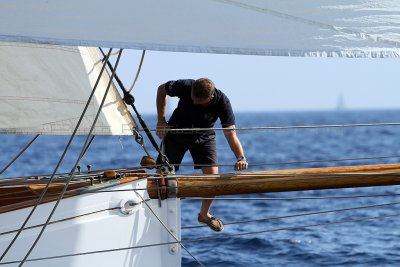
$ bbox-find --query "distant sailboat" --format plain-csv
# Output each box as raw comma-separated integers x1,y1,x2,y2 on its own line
336,92,346,111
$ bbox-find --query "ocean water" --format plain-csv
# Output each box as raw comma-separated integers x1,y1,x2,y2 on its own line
1,110,400,266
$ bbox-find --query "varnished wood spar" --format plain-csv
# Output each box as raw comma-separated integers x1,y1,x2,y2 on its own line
147,163,400,198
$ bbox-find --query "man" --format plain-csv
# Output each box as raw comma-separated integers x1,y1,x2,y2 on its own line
156,78,248,232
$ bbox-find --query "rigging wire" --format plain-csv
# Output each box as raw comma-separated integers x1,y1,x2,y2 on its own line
4,170,400,183
0,198,151,236
2,198,400,236
182,213,400,243
0,48,114,264
80,135,95,160
182,201,400,229
99,48,173,173
0,134,40,176
3,187,400,203
0,16,397,265
135,122,400,133
1,212,399,266
3,173,400,199
184,194,400,201
165,154,400,168
0,241,177,266
2,171,400,200
2,147,400,183
0,207,120,236
128,50,146,93
98,48,167,164
155,171,400,179
0,173,393,197
16,50,124,267
136,193,205,267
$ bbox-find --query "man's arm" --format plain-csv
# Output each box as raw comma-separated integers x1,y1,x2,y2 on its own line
223,125,248,171
156,84,169,139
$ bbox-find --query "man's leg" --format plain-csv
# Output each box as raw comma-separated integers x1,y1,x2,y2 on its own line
156,133,187,172
191,136,223,231
199,166,218,218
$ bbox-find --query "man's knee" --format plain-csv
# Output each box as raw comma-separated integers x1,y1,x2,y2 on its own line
201,166,218,174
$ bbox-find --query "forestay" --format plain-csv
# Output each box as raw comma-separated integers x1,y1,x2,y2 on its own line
0,0,399,58
0,43,136,135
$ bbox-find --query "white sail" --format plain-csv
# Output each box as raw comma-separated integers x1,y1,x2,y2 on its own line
0,0,399,58
0,43,136,135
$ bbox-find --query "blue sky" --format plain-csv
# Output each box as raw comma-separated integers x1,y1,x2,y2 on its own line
116,50,400,115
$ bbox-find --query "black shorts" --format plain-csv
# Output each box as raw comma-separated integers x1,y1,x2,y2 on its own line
156,133,218,171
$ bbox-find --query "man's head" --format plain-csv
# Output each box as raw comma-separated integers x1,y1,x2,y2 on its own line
191,78,215,106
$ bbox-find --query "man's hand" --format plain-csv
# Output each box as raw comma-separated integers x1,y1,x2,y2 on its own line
223,125,248,171
235,159,248,171
156,120,170,139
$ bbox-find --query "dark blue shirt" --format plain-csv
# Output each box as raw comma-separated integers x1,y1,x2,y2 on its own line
165,79,235,133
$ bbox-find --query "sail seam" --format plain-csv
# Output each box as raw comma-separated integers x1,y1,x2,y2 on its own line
0,42,79,53
1,34,399,58
0,96,91,104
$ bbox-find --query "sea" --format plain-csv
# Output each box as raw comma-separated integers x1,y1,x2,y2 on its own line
1,110,400,267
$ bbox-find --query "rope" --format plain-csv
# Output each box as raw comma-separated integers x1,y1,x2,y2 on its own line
98,48,169,165
1,212,398,265
17,50,124,267
182,201,400,229
0,134,40,176
0,48,114,264
136,193,205,267
128,50,146,93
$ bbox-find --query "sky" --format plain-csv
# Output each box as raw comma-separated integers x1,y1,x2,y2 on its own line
114,50,400,115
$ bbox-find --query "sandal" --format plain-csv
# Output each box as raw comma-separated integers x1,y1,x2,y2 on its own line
198,214,224,232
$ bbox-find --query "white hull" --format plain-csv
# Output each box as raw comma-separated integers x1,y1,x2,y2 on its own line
0,179,181,267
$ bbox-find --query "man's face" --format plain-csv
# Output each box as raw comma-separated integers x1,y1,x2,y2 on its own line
191,93,214,107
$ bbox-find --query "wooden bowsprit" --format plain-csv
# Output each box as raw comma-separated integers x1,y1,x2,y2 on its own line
147,163,400,199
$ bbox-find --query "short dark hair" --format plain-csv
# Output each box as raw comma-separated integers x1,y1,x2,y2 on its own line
192,78,215,98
